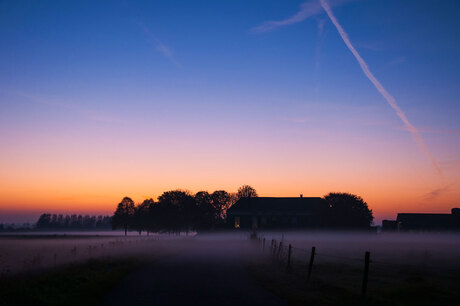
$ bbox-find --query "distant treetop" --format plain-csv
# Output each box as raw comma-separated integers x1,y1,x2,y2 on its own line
236,185,258,200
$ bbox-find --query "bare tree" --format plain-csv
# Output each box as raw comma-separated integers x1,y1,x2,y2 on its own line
236,185,258,200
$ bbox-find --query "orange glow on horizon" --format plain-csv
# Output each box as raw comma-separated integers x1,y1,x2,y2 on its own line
1,103,459,223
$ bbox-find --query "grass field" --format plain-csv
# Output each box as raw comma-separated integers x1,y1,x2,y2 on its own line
0,234,171,274
246,250,460,306
0,258,142,306
0,234,187,305
1,232,459,305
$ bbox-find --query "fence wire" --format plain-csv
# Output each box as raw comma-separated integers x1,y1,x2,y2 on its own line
256,235,460,297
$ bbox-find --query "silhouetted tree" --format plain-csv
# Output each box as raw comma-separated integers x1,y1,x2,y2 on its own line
236,185,258,200
57,214,63,228
50,214,58,227
147,201,162,233
110,186,259,233
195,191,214,229
134,199,154,235
211,190,232,225
77,215,83,228
70,214,78,227
112,197,136,236
36,214,52,229
64,215,71,227
35,213,110,229
323,192,374,229
96,215,103,228
157,190,197,234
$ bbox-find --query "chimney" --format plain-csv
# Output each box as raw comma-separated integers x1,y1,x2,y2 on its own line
300,194,303,198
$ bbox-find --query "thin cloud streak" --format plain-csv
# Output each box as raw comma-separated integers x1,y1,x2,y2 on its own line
319,0,442,175
250,0,350,33
251,1,323,33
424,185,450,201
396,126,460,135
137,22,182,68
317,18,326,37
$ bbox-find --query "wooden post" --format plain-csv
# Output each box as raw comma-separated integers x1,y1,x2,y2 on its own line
273,240,277,257
362,251,370,297
277,241,283,260
287,244,292,270
307,246,316,280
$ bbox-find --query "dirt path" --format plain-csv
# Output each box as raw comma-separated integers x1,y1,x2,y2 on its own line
101,241,287,306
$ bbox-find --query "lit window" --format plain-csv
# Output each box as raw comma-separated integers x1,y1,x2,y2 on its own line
235,217,240,228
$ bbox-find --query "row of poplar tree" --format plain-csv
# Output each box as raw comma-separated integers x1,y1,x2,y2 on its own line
36,214,111,229
112,185,258,235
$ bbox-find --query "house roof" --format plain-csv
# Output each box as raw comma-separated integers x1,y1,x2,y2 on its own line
227,197,323,215
396,213,454,227
397,213,451,220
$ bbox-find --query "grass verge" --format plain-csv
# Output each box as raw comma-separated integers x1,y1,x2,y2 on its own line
245,257,460,306
0,258,142,306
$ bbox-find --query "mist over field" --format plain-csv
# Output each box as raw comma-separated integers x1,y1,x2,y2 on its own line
260,231,460,267
1,230,460,305
2,231,459,275
2,0,460,304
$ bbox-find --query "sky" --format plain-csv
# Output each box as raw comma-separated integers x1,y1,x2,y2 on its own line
1,0,460,224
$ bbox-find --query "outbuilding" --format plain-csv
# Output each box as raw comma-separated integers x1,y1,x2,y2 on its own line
226,196,326,229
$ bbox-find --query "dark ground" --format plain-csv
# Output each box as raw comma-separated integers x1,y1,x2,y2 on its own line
101,241,287,306
0,259,140,306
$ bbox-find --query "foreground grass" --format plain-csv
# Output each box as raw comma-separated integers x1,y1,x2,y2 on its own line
246,257,460,306
0,258,142,306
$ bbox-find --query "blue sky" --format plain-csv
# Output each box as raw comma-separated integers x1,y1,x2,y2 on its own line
2,0,459,122
1,0,460,222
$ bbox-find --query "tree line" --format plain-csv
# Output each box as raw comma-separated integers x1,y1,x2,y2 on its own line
0,223,34,232
112,185,374,235
36,214,112,229
112,185,257,235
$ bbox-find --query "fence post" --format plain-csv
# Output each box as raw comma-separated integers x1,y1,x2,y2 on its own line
287,244,292,270
277,241,283,260
307,246,316,280
362,251,370,297
263,238,266,251
272,240,277,258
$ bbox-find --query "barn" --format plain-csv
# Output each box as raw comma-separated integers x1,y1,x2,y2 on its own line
226,196,326,229
396,208,460,231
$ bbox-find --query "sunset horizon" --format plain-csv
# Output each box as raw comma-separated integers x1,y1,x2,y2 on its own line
1,1,460,305
1,0,459,225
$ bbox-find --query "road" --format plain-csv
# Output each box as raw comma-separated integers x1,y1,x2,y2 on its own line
102,240,287,306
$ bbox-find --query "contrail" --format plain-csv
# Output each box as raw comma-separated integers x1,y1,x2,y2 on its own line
320,0,441,174
250,0,352,33
137,22,182,68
